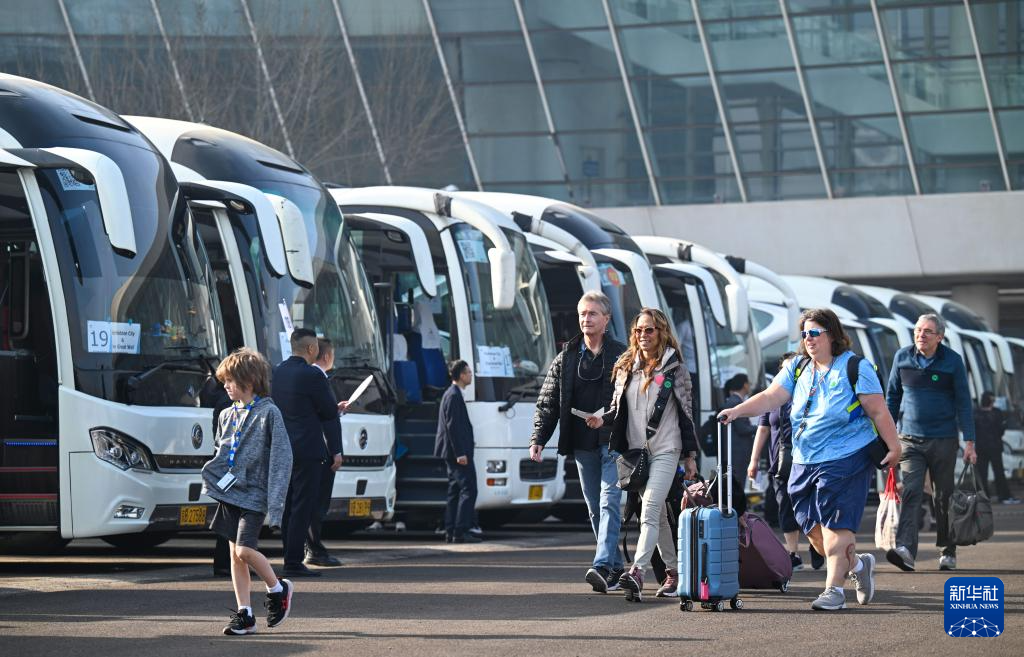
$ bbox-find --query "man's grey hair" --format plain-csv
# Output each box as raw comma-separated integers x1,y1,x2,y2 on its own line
917,313,946,335
578,290,612,316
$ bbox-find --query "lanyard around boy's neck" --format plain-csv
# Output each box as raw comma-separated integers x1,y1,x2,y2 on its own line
227,396,259,469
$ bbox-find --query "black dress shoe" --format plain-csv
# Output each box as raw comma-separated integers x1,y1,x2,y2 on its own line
282,564,323,578
304,553,342,567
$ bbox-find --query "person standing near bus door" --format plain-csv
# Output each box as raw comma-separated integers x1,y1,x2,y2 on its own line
435,360,481,544
274,328,344,578
530,291,627,593
304,337,349,567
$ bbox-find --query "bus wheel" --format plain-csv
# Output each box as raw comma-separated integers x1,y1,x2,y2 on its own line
101,532,174,551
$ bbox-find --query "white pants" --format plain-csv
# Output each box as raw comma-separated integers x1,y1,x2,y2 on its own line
632,449,680,574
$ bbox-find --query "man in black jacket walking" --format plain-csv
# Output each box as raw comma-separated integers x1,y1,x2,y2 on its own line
530,291,627,593
274,328,344,577
435,360,481,543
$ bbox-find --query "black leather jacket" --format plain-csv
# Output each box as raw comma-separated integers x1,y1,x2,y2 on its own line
530,334,627,456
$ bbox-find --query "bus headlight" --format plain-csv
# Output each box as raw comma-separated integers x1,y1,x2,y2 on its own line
90,428,155,471
485,460,506,473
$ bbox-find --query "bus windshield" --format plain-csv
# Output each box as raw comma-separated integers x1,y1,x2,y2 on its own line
251,180,384,373
39,139,227,407
867,322,901,381
452,225,555,402
962,335,995,401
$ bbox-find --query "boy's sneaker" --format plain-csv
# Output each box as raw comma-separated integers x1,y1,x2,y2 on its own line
809,546,825,570
585,566,610,593
606,568,624,592
790,552,804,571
655,568,679,597
265,579,293,628
848,553,875,605
223,608,257,635
810,586,847,611
939,555,957,571
886,545,915,572
619,566,644,602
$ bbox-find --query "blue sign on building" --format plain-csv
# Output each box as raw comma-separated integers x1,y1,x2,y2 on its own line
945,577,1004,638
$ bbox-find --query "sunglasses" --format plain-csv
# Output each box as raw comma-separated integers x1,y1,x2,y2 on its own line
633,326,659,336
801,328,828,339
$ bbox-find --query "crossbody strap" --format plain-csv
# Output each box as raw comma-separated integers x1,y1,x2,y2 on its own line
645,366,678,440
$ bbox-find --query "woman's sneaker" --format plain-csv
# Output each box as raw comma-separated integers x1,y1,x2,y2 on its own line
619,566,644,602
223,608,257,635
265,579,293,628
655,568,679,597
810,586,847,611
848,553,876,605
790,552,804,571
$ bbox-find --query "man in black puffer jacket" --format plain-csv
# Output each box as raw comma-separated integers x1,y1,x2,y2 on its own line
530,291,627,593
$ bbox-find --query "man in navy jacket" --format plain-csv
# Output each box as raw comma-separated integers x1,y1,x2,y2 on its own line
434,360,480,543
885,313,976,573
274,328,344,577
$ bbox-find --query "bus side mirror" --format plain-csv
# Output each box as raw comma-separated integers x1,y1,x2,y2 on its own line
3,147,137,257
488,248,516,310
265,193,315,287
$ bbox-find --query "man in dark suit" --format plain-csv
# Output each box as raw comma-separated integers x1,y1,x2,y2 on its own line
274,328,344,577
434,360,480,544
305,337,348,567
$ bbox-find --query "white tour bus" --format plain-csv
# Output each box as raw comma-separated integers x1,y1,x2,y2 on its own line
125,117,398,528
333,187,562,527
0,75,229,549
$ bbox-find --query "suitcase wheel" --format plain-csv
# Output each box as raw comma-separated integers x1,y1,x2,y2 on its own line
779,580,789,593
730,597,743,610
680,600,693,612
713,600,725,612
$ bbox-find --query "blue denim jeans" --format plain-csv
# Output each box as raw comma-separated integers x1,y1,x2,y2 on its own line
574,444,624,571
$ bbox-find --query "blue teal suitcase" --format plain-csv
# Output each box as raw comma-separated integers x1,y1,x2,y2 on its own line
677,422,742,611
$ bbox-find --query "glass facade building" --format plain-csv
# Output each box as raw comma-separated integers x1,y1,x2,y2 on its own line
1,0,1019,207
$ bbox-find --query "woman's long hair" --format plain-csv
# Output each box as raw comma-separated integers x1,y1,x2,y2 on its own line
613,308,681,392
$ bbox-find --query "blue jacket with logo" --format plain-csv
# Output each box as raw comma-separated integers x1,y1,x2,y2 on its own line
885,343,975,441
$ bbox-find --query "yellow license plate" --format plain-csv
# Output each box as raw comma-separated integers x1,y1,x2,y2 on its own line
179,505,207,527
528,485,543,501
348,498,372,517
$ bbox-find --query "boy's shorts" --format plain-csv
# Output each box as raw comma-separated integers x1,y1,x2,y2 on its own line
210,501,265,549
788,444,873,534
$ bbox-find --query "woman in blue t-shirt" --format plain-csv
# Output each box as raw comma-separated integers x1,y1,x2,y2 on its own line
719,308,900,612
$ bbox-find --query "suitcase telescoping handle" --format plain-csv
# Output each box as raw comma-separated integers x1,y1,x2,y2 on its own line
716,420,733,513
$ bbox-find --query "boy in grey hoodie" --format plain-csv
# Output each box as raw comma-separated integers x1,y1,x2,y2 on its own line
202,348,293,635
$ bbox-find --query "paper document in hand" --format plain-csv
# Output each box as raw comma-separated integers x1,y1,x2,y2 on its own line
347,374,375,406
571,407,607,419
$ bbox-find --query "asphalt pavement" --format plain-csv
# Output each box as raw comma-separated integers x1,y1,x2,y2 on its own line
1,506,1021,656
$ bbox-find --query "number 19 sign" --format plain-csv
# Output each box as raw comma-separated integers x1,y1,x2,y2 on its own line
87,320,142,354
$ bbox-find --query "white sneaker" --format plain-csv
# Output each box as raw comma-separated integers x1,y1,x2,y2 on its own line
394,521,407,533
939,554,957,571
811,587,847,611
886,545,915,572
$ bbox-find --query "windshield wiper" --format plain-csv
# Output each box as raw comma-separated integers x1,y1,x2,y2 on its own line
124,353,216,403
497,375,544,413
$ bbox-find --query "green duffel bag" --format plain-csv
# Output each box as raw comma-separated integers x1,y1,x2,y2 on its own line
948,464,994,546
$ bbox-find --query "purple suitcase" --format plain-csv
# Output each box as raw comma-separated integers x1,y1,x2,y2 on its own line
738,512,792,592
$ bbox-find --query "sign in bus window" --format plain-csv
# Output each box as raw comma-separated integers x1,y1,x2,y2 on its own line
87,320,141,354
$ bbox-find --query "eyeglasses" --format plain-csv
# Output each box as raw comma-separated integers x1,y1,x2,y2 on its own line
800,328,828,339
914,328,939,337
633,326,659,336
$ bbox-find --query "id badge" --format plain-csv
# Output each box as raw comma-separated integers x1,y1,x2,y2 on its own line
215,471,237,492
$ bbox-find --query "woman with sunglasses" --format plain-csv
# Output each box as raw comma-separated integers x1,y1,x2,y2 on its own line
592,308,699,601
719,308,900,611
